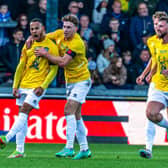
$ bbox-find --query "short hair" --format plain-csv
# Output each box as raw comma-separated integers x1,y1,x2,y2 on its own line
153,11,167,20
62,14,79,27
112,0,121,5
159,15,168,23
30,18,43,25
12,28,23,34
110,17,119,22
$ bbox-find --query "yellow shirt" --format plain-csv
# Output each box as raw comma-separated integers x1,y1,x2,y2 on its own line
13,36,59,89
154,41,168,91
47,29,90,83
147,35,161,83
121,0,129,12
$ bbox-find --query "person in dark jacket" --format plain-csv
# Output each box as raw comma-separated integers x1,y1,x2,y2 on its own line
0,28,24,77
129,2,154,48
28,0,46,26
101,0,129,35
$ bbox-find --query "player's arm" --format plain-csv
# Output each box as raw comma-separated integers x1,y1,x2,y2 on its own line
145,63,157,83
12,47,27,97
136,58,152,85
40,64,58,89
34,47,74,67
46,32,57,41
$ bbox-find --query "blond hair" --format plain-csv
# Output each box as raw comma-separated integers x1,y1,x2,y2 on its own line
153,11,167,20
62,14,79,27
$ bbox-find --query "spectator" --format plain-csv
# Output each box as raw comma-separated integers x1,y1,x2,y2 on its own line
101,0,129,35
0,3,11,47
16,14,30,40
26,0,38,12
28,0,47,26
132,30,152,61
129,2,154,48
122,50,135,86
92,0,108,24
129,0,159,16
78,14,93,43
0,28,24,78
0,0,27,20
0,4,11,22
133,48,150,83
97,38,117,76
67,1,81,19
107,17,130,52
103,56,127,89
88,60,102,87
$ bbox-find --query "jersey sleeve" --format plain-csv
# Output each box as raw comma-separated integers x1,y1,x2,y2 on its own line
40,42,59,89
13,45,27,88
46,29,63,43
66,39,85,58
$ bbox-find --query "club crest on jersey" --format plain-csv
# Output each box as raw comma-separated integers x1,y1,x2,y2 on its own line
30,57,40,70
60,43,69,52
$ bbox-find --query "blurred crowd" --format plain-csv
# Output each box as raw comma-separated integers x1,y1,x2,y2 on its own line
0,0,167,89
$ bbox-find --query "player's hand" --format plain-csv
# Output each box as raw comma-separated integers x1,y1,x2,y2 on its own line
12,88,20,98
26,36,33,49
33,87,44,97
34,47,48,57
161,69,168,77
136,75,145,85
145,73,152,83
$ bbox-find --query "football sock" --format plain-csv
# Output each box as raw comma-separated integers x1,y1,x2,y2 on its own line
146,120,156,151
16,121,28,153
6,113,28,142
76,118,88,151
65,115,76,149
157,117,168,128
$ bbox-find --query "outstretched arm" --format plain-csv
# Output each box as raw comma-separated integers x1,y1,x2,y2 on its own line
136,58,152,85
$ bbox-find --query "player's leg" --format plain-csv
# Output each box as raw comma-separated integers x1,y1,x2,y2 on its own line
139,120,156,159
73,105,91,160
146,88,168,128
139,82,156,159
55,99,79,157
139,100,165,159
0,103,32,149
8,107,28,158
146,101,168,127
7,115,28,158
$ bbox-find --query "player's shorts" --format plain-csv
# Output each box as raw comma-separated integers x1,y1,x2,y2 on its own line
16,88,46,109
147,82,155,99
147,86,168,108
66,79,92,104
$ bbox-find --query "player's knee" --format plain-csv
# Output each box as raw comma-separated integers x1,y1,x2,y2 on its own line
20,102,33,115
146,111,158,123
64,101,75,115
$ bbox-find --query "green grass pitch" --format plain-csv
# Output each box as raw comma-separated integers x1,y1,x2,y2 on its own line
0,143,168,168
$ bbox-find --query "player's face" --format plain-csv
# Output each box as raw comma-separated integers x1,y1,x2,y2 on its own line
157,20,168,38
30,21,44,41
153,18,159,34
63,21,76,39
